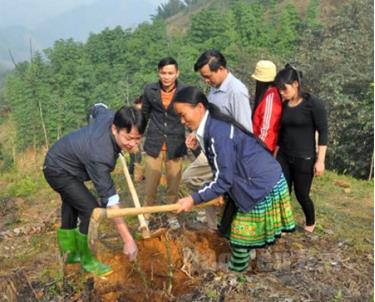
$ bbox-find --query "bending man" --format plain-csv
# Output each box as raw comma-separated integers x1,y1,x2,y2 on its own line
43,104,143,276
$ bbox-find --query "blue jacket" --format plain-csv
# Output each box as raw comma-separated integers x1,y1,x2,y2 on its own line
44,105,120,206
191,115,282,213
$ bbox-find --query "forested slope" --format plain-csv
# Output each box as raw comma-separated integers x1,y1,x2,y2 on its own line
0,0,373,178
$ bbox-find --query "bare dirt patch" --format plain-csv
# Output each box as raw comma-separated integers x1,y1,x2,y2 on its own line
89,230,230,302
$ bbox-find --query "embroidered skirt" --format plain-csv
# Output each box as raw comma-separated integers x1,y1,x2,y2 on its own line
230,175,295,249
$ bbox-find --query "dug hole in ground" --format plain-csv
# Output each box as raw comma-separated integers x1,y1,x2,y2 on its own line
88,226,231,302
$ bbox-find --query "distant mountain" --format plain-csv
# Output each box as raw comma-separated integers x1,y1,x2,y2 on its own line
0,0,97,29
33,0,157,47
0,0,161,69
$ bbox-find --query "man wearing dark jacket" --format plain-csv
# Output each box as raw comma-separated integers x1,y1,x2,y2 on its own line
43,104,143,276
142,57,187,209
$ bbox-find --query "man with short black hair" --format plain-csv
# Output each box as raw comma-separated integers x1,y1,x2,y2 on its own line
44,104,142,276
182,50,253,230
193,49,252,130
141,57,187,213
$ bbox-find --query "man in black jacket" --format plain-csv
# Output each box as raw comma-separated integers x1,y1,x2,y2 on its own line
43,104,143,276
142,57,187,211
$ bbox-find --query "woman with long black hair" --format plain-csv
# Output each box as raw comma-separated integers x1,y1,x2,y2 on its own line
173,86,295,273
274,64,328,233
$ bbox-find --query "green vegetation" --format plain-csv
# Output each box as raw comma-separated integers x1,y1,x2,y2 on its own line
5,176,39,198
0,0,373,179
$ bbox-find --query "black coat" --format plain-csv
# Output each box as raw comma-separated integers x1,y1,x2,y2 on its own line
142,81,187,159
44,106,120,204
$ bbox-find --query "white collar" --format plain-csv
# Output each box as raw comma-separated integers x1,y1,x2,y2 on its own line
195,110,209,151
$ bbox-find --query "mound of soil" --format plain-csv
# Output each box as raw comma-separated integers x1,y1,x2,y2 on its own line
89,230,230,302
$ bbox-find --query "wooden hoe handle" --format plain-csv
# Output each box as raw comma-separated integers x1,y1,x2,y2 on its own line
119,153,149,232
105,198,221,219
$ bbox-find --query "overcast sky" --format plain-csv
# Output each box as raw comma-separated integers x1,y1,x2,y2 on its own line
0,0,167,29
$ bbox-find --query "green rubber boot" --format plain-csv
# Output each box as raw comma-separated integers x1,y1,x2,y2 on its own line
57,228,80,264
76,230,112,276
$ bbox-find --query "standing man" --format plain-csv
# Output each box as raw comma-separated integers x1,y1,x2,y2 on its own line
195,50,252,131
182,49,253,230
142,57,187,213
43,104,143,276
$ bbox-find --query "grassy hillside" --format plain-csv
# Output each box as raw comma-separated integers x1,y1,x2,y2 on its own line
0,145,373,300
0,1,372,299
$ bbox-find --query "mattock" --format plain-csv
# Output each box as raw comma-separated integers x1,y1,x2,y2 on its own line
88,199,223,254
119,152,153,239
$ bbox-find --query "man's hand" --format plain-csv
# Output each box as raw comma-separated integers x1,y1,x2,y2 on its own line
185,133,199,150
110,204,138,261
123,237,138,261
176,196,194,213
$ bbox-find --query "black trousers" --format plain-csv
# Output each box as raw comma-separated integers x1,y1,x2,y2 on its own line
43,167,101,234
277,151,315,226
